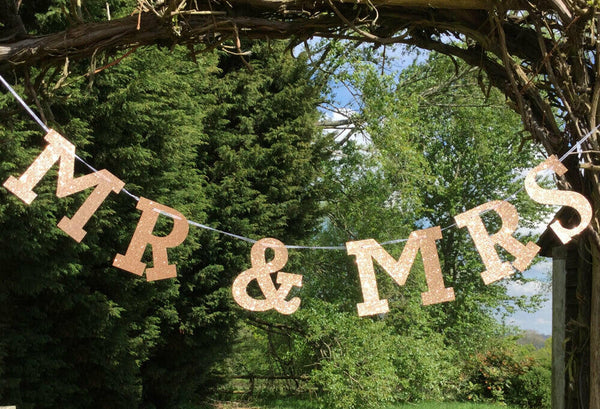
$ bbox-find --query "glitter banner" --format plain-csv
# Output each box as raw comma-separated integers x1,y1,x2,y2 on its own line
0,78,597,316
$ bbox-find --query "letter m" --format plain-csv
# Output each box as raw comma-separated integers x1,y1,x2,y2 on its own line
3,130,124,242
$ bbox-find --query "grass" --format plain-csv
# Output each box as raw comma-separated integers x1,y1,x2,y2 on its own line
388,403,517,409
214,397,518,409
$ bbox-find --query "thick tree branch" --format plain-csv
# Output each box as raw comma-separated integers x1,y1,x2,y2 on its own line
0,0,533,69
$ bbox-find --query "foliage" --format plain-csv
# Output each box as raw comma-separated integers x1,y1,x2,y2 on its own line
226,48,550,408
461,340,551,408
517,330,550,349
300,302,399,409
0,39,329,409
385,403,518,409
393,332,460,401
223,300,401,409
221,396,519,409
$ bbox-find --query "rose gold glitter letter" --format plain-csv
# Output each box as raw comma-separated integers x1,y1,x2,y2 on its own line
232,238,303,315
346,226,454,317
454,200,540,285
113,197,189,281
2,130,124,242
525,155,592,244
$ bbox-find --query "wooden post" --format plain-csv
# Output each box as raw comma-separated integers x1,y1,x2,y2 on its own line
590,241,600,409
552,246,567,409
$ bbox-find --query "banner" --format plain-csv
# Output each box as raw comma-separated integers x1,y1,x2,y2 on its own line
1,76,596,317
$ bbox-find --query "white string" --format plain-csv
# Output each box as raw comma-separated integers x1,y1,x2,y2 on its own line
432,126,599,238
2,73,598,251
1,75,50,132
559,126,596,162
286,244,346,250
187,220,258,244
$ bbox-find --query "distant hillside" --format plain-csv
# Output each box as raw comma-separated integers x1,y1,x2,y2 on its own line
517,329,551,349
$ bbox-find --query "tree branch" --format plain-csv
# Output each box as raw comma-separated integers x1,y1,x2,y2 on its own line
0,1,532,69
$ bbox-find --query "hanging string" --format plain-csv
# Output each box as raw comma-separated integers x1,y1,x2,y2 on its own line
0,75,49,132
1,74,597,251
434,126,599,236
0,75,142,202
559,129,595,162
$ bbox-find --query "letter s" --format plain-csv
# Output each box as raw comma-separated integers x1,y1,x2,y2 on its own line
525,155,592,244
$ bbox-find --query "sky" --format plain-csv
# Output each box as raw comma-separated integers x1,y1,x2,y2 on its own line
500,212,557,336
504,258,552,335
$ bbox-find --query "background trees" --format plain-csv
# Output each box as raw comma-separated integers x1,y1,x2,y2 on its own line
225,48,551,407
0,0,576,407
0,14,332,405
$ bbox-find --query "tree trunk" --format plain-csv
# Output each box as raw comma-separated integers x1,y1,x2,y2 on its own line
552,246,566,409
591,257,600,409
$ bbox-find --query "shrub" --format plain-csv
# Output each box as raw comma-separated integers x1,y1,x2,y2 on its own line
302,303,400,409
510,365,551,408
394,333,461,402
461,341,550,408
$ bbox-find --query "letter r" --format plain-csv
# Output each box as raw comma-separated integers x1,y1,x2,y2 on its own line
113,197,189,281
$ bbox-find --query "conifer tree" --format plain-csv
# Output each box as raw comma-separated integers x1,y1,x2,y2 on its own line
0,40,330,408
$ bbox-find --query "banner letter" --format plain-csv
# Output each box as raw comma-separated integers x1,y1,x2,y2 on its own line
113,197,189,281
454,200,540,285
525,155,592,244
2,130,124,242
346,226,454,317
232,238,303,315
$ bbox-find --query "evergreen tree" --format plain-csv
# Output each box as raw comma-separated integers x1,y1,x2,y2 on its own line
0,39,330,409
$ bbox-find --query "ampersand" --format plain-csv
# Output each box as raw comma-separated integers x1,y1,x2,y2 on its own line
232,238,303,315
